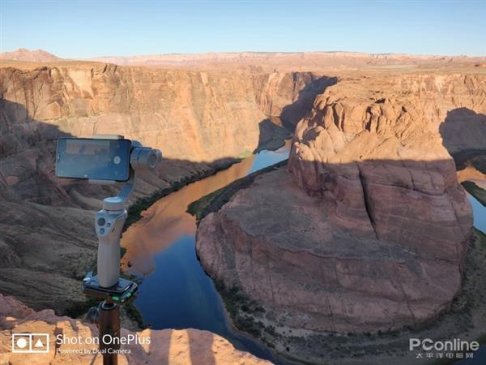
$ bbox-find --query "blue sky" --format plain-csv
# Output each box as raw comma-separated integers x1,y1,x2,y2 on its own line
1,0,485,58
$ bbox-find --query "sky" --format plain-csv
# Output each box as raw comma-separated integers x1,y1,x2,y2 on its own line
0,0,485,58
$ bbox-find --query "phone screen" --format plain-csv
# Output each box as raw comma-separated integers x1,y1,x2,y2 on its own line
55,138,131,181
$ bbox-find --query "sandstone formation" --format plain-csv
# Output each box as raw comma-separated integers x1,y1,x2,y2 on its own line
0,62,325,312
0,65,325,161
196,72,485,360
0,294,270,365
1,50,486,364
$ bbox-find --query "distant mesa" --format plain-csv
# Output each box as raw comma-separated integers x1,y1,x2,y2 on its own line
1,48,485,71
0,48,60,62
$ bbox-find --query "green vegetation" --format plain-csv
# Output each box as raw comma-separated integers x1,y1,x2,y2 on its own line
462,181,486,207
115,159,242,327
187,160,292,343
187,159,288,221
124,301,147,329
62,159,241,327
186,189,222,220
186,149,485,363
124,158,240,229
63,296,146,329
239,149,253,159
431,229,486,365
121,151,289,328
64,297,99,318
475,228,486,250
475,333,486,344
214,281,266,338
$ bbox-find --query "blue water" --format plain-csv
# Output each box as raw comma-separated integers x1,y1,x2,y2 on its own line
136,236,227,331
468,194,486,233
124,150,486,365
248,145,290,173
454,347,486,364
452,193,486,364
122,144,291,364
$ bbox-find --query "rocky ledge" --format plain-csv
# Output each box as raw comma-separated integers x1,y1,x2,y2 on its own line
196,72,485,361
0,294,270,365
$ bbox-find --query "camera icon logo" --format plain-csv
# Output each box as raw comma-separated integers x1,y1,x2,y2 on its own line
11,333,49,353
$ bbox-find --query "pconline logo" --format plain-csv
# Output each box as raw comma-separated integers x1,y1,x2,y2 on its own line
11,333,50,353
409,338,479,360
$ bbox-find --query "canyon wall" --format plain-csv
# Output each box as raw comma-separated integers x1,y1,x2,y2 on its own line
196,72,486,361
0,63,325,312
0,65,325,161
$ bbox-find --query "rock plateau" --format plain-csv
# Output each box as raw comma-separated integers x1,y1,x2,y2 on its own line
196,71,486,361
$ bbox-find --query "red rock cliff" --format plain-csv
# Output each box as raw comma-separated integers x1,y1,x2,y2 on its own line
196,72,485,349
0,63,325,311
0,65,324,161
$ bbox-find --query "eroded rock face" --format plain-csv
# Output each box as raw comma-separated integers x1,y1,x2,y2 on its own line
196,73,484,343
0,294,270,365
0,63,325,312
0,66,325,161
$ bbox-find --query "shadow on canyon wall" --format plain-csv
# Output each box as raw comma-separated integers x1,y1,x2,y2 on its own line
439,107,486,172
280,75,338,130
254,118,291,153
0,98,256,307
254,75,337,152
1,98,482,364
0,99,227,365
193,108,484,340
1,99,481,304
193,160,474,358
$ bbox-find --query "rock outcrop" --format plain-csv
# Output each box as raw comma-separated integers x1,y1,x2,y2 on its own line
196,72,485,360
0,63,326,312
0,294,270,365
0,65,325,161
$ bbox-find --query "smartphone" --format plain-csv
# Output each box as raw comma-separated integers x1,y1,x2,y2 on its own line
55,138,132,181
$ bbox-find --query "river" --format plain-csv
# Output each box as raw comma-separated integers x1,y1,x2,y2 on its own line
469,193,486,233
121,147,486,364
121,143,291,363
454,193,486,365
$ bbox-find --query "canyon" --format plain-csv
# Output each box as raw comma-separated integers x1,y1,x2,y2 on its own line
0,59,324,314
1,49,486,364
195,72,486,362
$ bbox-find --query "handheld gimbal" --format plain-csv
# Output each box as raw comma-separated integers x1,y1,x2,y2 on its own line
56,135,162,365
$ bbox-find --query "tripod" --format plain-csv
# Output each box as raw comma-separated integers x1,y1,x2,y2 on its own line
83,174,139,365
55,136,161,365
98,300,121,365
83,188,138,365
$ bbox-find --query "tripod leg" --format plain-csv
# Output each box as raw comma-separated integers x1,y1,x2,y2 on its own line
99,300,120,365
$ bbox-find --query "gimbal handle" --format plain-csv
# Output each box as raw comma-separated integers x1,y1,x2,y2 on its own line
94,169,133,288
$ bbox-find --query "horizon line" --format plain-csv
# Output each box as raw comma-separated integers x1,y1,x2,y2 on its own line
2,48,486,60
